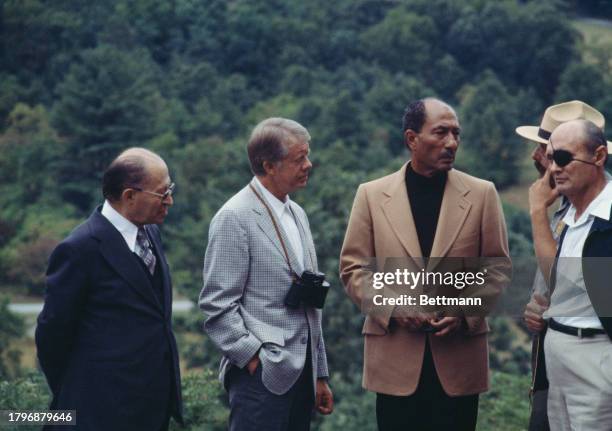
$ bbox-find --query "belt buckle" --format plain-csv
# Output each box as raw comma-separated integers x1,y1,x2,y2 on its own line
577,328,583,338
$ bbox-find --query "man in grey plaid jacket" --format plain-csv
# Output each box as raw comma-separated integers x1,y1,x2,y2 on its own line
199,117,333,431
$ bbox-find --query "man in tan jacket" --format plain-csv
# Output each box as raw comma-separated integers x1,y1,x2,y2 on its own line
340,98,510,430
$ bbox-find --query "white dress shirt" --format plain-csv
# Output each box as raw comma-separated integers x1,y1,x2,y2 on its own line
253,177,305,272
101,200,140,253
544,181,612,329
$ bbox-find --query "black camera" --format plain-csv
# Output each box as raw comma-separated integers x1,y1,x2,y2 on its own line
284,270,330,309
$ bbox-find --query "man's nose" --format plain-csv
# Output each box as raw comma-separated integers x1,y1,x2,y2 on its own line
164,194,174,206
304,156,313,171
549,159,562,173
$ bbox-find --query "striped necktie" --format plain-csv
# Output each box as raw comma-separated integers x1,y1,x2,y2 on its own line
136,227,156,275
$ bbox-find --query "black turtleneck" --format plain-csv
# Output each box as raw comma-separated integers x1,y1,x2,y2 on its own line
405,163,447,258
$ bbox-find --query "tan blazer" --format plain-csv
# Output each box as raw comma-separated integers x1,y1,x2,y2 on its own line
340,163,510,396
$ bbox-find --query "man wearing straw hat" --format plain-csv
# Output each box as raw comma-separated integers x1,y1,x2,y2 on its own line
517,101,612,431
529,118,612,430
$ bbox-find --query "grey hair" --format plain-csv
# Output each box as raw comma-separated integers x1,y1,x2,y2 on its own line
582,119,607,154
102,147,164,201
247,117,311,176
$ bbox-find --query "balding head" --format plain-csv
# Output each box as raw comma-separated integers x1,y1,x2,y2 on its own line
119,147,165,166
551,119,607,156
103,147,167,202
402,97,456,135
548,120,608,206
550,120,584,149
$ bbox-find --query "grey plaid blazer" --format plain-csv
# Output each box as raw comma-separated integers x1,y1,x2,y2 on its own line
199,179,329,395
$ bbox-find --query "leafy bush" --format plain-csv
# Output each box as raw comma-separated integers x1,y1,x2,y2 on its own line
0,368,227,431
0,297,25,379
170,369,228,431
0,371,50,431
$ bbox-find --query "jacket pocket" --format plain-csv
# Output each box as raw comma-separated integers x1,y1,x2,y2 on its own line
258,328,285,347
361,316,387,335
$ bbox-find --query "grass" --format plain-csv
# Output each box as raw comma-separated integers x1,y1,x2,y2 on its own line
573,18,612,46
498,143,539,211
572,17,612,69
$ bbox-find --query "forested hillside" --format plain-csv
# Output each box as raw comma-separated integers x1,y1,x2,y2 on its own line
1,0,611,428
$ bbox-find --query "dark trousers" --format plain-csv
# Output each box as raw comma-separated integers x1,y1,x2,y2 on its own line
376,340,479,431
528,389,550,431
227,353,314,431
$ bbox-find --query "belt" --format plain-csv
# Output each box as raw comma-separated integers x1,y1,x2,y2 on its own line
549,319,606,338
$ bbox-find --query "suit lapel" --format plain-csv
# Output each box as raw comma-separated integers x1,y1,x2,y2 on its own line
588,213,612,236
90,209,162,313
146,225,171,318
381,164,424,268
427,170,471,271
249,182,303,276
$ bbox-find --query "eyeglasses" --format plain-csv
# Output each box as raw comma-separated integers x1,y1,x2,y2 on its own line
132,182,175,200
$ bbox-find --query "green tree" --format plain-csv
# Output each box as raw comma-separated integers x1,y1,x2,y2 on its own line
52,45,163,210
448,1,578,101
364,73,434,153
0,103,64,207
0,103,77,292
361,7,438,76
554,62,608,105
0,75,28,127
456,71,524,188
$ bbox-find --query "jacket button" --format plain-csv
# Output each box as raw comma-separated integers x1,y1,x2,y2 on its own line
301,336,308,344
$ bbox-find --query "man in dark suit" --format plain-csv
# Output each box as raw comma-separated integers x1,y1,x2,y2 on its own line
36,147,183,431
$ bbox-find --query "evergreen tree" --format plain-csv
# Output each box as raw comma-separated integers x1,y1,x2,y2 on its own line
456,71,523,188
52,45,162,210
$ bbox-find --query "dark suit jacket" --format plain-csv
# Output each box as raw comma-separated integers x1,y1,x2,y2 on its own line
35,207,183,431
581,212,612,337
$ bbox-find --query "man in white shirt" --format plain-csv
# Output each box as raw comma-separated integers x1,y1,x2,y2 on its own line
199,118,333,431
518,100,611,431
529,119,612,430
36,148,183,431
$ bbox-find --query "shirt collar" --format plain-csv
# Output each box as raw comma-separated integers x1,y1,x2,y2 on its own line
563,180,612,226
554,196,570,216
253,176,292,220
101,200,139,252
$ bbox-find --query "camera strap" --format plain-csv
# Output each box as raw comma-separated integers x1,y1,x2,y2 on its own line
249,183,297,280
287,205,315,270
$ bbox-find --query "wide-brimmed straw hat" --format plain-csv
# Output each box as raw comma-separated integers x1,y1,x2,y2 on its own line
516,100,612,152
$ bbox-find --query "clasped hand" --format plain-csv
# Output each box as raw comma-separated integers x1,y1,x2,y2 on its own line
393,314,463,337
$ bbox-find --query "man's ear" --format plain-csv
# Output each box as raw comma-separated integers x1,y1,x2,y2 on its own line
404,130,418,152
122,188,137,202
262,160,277,176
595,145,608,167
